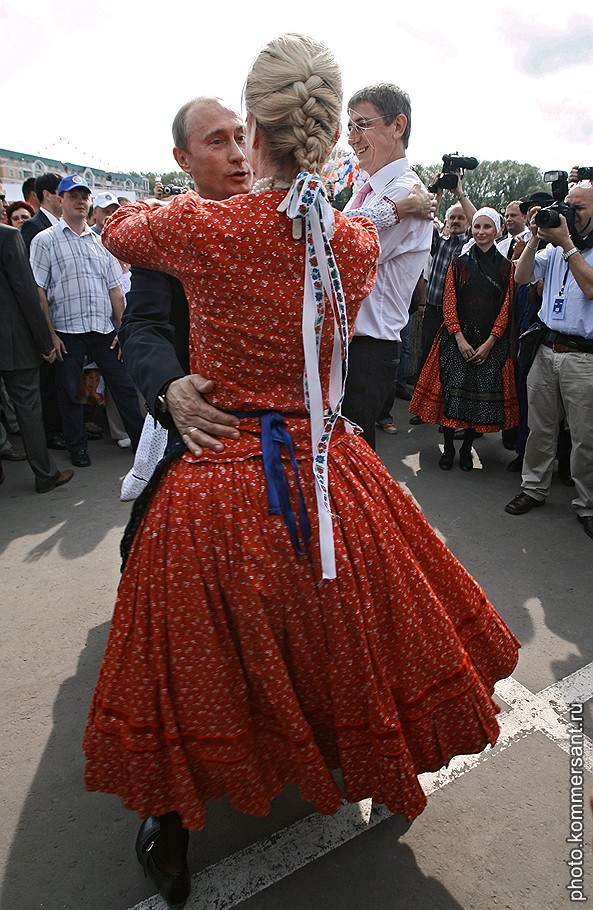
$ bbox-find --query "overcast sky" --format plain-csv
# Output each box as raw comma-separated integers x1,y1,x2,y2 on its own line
2,1,592,178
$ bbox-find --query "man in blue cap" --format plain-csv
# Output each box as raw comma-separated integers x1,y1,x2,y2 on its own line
29,175,143,467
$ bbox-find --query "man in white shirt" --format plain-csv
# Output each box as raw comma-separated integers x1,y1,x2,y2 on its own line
342,83,432,449
30,175,144,467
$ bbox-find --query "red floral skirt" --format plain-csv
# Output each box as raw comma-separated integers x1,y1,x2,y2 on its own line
83,423,519,828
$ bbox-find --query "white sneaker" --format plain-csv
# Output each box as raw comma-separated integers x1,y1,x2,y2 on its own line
117,437,132,449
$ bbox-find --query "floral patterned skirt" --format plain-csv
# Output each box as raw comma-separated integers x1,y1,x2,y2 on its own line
83,426,519,828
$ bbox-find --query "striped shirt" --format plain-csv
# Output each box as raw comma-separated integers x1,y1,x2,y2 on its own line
30,219,123,334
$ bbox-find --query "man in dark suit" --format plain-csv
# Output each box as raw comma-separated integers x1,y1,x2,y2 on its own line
20,173,62,253
119,97,252,456
0,224,73,492
20,173,65,449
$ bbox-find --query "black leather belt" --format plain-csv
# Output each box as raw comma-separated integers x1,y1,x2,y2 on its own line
543,329,593,354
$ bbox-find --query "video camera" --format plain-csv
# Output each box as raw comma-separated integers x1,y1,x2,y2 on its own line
534,171,574,231
428,154,479,193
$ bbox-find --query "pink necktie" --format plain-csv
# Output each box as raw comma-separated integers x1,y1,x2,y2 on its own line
350,181,373,209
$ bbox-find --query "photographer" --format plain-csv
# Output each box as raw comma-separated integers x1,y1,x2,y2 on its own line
505,180,593,540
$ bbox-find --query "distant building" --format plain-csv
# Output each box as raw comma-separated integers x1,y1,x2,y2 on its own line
0,148,150,202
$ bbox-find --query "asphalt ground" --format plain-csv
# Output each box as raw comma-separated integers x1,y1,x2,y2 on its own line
1,397,592,910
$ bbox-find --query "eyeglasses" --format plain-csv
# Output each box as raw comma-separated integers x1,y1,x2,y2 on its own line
346,113,386,135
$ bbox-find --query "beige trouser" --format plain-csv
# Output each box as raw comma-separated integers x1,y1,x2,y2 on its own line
521,343,593,515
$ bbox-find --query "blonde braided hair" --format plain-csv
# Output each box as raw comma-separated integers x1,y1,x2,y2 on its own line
244,34,342,178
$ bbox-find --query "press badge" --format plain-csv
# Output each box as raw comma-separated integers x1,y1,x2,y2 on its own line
552,294,565,320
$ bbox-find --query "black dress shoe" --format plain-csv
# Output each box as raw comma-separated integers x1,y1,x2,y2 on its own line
459,450,473,471
505,492,545,515
36,469,74,494
557,464,575,486
506,455,523,473
1,448,27,461
135,817,190,910
578,516,593,540
439,451,455,471
71,450,91,468
395,388,413,401
409,415,424,425
46,434,67,450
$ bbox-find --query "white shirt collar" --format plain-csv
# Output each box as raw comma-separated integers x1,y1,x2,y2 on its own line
367,157,409,196
40,206,60,226
58,217,93,236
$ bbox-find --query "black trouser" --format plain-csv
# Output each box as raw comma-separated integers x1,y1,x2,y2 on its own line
418,305,444,376
342,336,400,450
1,367,59,486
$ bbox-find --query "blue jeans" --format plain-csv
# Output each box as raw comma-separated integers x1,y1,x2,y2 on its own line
55,331,143,454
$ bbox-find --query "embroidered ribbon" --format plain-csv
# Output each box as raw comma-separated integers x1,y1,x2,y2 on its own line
279,172,350,580
234,410,310,558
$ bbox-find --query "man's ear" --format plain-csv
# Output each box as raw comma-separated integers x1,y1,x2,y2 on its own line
392,113,407,141
173,146,191,175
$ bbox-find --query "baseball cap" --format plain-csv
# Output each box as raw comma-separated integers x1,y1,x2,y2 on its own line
519,192,554,214
93,192,120,209
57,174,92,195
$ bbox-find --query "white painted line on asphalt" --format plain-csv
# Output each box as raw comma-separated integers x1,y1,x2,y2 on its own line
126,666,593,910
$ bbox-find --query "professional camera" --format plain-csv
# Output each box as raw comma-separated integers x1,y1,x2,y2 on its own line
428,154,479,193
161,185,184,196
534,170,575,232
576,166,593,181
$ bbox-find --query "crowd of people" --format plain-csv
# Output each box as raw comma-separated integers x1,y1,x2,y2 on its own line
0,31,591,908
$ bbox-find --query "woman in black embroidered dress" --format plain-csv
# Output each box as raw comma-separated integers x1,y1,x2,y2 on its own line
410,207,519,470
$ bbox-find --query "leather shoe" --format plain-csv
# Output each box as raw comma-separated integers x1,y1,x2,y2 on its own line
439,451,455,471
395,388,413,401
409,415,424,425
71,450,91,468
36,469,74,494
46,434,67,450
459,450,474,471
1,448,27,461
135,817,190,910
507,455,523,473
505,492,545,515
578,516,593,540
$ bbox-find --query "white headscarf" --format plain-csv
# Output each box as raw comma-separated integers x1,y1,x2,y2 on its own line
472,207,502,233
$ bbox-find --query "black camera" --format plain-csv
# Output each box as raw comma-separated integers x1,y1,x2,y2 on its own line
428,154,479,193
534,170,575,232
576,166,593,181
161,185,184,196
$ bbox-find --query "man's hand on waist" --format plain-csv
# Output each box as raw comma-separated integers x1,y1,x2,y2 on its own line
165,375,241,457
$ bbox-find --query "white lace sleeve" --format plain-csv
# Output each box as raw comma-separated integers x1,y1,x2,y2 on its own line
344,197,400,231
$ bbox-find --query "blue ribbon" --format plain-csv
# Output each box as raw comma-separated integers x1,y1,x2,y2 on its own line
233,411,310,557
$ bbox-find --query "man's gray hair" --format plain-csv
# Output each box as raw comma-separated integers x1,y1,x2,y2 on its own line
347,83,411,148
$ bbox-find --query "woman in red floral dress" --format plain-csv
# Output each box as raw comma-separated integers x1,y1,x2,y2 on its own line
85,35,519,908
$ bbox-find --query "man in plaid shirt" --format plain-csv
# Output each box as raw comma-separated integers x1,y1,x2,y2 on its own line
30,175,143,467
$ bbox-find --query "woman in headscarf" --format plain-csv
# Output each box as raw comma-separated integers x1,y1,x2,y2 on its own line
410,207,519,470
86,39,519,909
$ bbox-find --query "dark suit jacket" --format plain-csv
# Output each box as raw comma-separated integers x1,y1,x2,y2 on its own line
0,224,53,370
119,267,190,427
20,209,52,254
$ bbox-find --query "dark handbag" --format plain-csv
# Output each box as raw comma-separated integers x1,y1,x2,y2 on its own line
517,321,545,371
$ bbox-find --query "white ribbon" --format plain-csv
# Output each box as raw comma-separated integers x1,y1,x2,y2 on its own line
280,173,351,580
